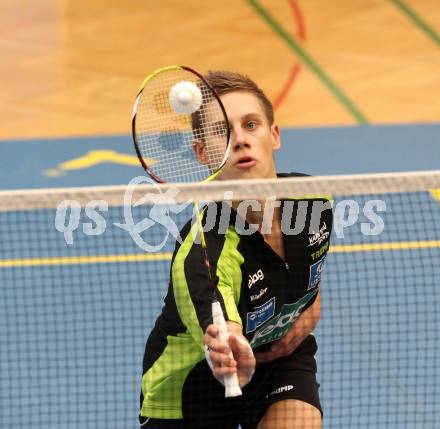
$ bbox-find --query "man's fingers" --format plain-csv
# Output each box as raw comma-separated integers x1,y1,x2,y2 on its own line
204,325,256,389
204,325,229,354
228,334,243,353
213,365,237,378
205,340,230,355
229,334,252,354
270,341,285,353
205,324,219,337
255,337,292,362
209,350,236,368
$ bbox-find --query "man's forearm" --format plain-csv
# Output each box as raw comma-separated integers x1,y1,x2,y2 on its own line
287,292,321,350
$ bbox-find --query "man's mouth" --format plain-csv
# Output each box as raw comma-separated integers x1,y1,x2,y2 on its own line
235,156,256,169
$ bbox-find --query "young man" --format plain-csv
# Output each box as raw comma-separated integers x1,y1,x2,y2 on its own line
139,71,332,428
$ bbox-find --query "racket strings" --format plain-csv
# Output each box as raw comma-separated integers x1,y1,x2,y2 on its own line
134,68,229,184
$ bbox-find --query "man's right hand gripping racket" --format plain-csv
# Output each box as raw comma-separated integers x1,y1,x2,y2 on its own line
131,65,242,397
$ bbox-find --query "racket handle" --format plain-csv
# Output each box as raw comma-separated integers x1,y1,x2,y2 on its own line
211,301,242,398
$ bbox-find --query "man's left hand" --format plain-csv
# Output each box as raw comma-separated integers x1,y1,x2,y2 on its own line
254,292,321,364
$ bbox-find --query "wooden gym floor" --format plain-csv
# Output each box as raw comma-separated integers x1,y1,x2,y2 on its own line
0,0,439,140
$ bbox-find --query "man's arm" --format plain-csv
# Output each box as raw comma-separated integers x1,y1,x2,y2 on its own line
254,291,321,364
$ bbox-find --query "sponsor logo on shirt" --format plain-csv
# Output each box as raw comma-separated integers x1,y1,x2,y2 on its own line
267,385,294,397
250,287,268,302
308,255,327,290
250,290,317,349
310,241,329,261
246,297,275,333
308,222,329,247
248,268,264,289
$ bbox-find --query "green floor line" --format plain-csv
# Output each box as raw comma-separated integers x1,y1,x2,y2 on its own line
247,0,368,124
390,0,440,48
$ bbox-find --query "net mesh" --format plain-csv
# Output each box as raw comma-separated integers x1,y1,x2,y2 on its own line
1,171,440,429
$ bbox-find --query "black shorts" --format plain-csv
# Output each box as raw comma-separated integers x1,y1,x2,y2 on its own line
140,339,321,429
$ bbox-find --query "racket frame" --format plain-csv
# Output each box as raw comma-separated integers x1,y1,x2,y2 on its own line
131,65,231,185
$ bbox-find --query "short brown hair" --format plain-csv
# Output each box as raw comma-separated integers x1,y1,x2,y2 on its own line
204,70,274,125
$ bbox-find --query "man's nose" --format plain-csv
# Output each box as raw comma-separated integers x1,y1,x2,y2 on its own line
231,126,249,150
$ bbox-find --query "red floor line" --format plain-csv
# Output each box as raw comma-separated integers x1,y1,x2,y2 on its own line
273,0,306,111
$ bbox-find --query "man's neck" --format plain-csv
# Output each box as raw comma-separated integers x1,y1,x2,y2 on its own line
232,200,282,235
229,170,280,231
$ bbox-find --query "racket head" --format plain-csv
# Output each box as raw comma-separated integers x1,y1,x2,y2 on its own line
132,65,231,184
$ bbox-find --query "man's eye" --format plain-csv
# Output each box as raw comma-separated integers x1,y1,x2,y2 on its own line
246,122,257,130
212,123,227,136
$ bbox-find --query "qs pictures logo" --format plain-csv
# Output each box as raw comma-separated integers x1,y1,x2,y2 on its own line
54,176,191,252
113,176,190,252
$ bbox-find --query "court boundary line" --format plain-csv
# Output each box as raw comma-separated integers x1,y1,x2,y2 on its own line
1,240,439,267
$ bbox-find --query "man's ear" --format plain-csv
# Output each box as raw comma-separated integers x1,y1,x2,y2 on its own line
271,124,281,152
193,139,209,164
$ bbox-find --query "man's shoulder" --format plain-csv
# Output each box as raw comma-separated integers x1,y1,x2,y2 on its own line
277,172,332,203
174,203,231,250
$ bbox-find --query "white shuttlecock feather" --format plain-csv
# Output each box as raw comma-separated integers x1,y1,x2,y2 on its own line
168,81,202,114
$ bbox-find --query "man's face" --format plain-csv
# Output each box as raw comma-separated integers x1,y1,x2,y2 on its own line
217,91,280,180
192,98,229,173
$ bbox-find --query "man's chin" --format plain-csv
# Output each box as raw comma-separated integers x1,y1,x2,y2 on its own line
218,169,259,181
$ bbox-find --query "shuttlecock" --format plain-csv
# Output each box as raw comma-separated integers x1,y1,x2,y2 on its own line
169,81,202,114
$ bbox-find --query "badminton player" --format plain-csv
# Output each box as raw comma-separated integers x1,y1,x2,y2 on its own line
139,71,332,429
